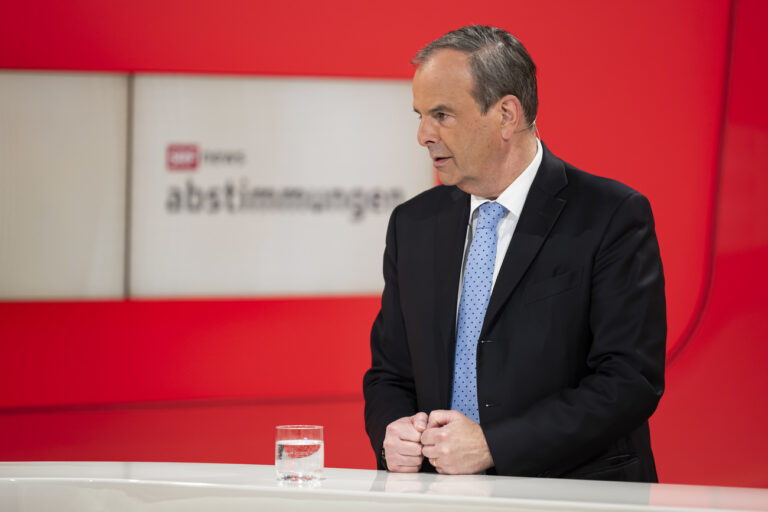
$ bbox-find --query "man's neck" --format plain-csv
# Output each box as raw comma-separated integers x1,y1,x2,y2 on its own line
481,134,538,200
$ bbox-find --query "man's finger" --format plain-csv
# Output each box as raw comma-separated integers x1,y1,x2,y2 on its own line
420,426,441,446
395,440,423,457
396,425,422,443
421,445,439,459
394,453,424,464
386,417,422,443
386,453,424,473
389,463,422,473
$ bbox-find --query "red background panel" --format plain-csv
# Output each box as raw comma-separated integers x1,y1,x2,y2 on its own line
1,0,725,399
650,0,768,487
1,0,767,487
0,398,368,469
0,298,375,407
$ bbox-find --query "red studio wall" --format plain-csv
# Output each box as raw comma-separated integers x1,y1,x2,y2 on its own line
1,0,767,487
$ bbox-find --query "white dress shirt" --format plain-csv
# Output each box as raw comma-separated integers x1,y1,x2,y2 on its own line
456,139,543,313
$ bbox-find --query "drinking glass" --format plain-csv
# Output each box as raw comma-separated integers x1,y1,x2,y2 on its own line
275,425,324,480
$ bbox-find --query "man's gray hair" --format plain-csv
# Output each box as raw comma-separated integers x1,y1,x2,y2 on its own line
413,25,538,127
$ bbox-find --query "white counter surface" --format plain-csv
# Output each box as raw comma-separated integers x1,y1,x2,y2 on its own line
1,461,767,511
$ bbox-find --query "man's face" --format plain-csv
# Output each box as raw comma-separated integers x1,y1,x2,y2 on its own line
412,49,502,196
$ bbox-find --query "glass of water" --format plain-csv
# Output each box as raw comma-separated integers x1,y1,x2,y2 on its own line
275,425,324,480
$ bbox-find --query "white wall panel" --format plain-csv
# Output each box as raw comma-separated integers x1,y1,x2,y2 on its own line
0,72,127,299
131,75,432,297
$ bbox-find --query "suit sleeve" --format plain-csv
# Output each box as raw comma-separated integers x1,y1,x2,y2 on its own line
483,191,666,476
363,207,419,469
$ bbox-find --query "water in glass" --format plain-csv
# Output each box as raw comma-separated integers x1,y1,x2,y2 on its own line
275,425,324,480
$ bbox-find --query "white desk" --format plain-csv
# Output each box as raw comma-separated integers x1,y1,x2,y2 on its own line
1,461,767,511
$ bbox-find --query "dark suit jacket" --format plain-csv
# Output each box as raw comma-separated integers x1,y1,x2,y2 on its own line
363,144,666,482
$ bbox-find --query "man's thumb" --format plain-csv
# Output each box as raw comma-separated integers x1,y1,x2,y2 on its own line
426,409,454,428
411,412,428,431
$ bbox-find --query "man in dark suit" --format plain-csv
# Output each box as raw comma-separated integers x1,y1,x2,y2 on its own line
363,26,666,482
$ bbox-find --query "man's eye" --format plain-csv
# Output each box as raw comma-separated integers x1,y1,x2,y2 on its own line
436,113,448,121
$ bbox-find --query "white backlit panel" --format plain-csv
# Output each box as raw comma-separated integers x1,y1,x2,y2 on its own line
0,72,127,299
130,75,432,297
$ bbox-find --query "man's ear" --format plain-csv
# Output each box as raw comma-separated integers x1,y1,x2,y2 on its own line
499,95,524,139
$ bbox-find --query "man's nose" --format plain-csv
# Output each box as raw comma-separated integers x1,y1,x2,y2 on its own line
417,118,438,147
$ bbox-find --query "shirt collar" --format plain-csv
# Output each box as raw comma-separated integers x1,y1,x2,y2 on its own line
469,138,543,220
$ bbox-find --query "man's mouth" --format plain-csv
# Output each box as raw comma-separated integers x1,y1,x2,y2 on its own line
432,156,452,167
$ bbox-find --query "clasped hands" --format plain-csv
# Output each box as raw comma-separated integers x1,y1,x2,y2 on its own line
382,410,494,474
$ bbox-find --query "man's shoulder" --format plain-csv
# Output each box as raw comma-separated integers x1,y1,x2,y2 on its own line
545,148,646,207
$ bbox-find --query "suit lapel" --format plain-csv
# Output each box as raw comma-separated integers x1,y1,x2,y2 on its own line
434,186,469,405
482,146,568,337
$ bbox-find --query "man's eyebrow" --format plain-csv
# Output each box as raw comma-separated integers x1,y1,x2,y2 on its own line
413,105,454,115
428,105,453,114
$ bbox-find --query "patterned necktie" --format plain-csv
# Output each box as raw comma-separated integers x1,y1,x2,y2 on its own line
451,201,507,423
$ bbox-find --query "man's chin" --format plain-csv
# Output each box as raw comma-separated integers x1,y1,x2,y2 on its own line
435,168,458,186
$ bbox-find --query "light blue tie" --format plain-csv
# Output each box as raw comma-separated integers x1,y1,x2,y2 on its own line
451,201,507,423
